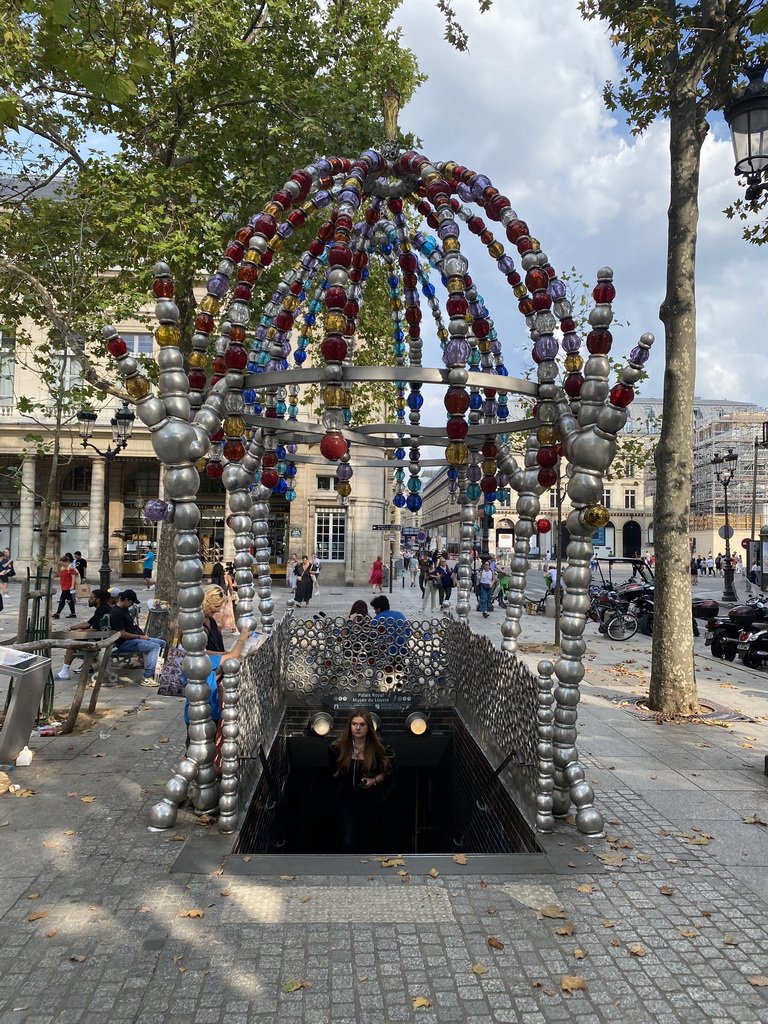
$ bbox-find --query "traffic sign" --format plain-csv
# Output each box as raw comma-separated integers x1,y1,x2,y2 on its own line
417,531,426,541
718,525,734,540
372,524,402,531
742,538,750,549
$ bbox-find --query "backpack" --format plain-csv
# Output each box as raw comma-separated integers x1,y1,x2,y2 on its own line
157,642,185,696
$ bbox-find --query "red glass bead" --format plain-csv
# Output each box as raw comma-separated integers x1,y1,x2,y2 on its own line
107,337,127,357
335,214,353,233
265,407,277,418
444,388,470,415
187,369,207,389
317,221,333,241
233,284,251,301
610,383,635,408
446,295,468,317
472,318,490,339
251,214,276,240
325,287,347,310
525,269,549,292
321,335,348,361
235,226,252,244
223,439,245,461
152,278,173,297
262,452,278,468
261,468,279,488
593,282,616,303
451,164,467,180
482,441,497,456
531,349,540,365
289,169,312,198
344,320,356,337
555,442,565,457
517,237,533,254
224,345,247,371
402,273,418,289
290,280,303,295
564,373,584,397
486,194,511,221
195,314,215,333
272,189,292,210
344,299,359,319
206,462,224,479
238,266,257,284
288,209,306,228
505,220,529,242
506,271,521,287
274,311,294,331
586,329,613,354
464,274,473,289
467,217,485,235
426,213,439,230
446,417,468,440
319,432,347,461
364,207,381,225
387,198,404,214
260,249,273,266
480,475,497,494
211,428,224,443
518,298,534,315
309,238,325,257
536,518,552,534
532,291,552,311
349,269,361,283
399,253,417,273
352,251,369,269
408,325,421,339
212,357,226,374
426,179,449,202
536,446,558,468
226,242,244,261
560,317,576,333
479,229,494,245
328,243,352,268
229,325,246,344
537,468,556,488
405,307,422,326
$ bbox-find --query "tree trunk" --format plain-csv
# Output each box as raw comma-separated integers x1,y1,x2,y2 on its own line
648,93,706,716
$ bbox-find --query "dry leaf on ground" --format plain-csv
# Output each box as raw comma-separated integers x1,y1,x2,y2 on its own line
28,894,40,900
723,934,739,945
560,975,587,993
472,964,488,975
412,995,432,1008
747,976,768,987
179,909,204,918
555,922,574,936
575,883,596,893
282,980,312,993
428,868,439,878
279,875,295,881
659,886,675,896
70,955,86,962
486,907,497,915
573,949,587,959
628,944,646,957
678,930,698,939
535,904,566,920
452,853,468,865
596,852,626,867
80,796,96,803
28,911,48,922
602,920,616,928
487,937,505,951
45,930,57,938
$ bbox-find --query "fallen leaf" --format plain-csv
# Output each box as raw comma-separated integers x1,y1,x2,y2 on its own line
618,841,634,849
179,909,204,918
0,821,8,827
743,815,768,826
610,939,621,947
45,930,57,938
63,830,74,836
535,904,567,920
358,975,368,982
279,875,295,881
479,880,488,888
472,964,488,975
89,905,99,912
486,907,497,915
560,975,587,993
452,853,468,865
575,845,588,853
532,982,542,988
723,934,739,946
575,883,596,893
43,842,59,848
242,857,251,862
678,930,698,939
93,753,107,757
659,886,675,896
299,896,312,904
412,996,432,1008
160,738,169,743
700,910,712,917
628,944,646,957
28,911,48,922
70,955,86,962
636,854,652,863
573,949,587,959
596,852,626,867
427,868,439,878
747,976,768,987
220,890,231,897
138,906,151,913
28,894,40,900
543,987,555,996
487,937,505,951
282,980,312,993
555,922,574,936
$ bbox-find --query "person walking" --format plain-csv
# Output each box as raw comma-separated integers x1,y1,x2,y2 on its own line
477,559,495,618
310,552,322,594
73,550,88,583
690,558,699,586
0,548,13,596
109,589,165,685
211,560,226,590
294,555,314,607
369,556,384,595
706,554,715,577
142,546,155,589
52,556,78,619
409,558,418,587
435,556,454,610
286,553,299,591
421,560,440,613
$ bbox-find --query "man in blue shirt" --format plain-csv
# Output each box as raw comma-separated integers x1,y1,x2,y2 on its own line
370,595,410,661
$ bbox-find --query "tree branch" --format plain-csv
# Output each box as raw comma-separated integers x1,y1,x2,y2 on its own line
0,258,131,402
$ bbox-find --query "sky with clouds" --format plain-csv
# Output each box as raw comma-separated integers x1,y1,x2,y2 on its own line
386,0,767,417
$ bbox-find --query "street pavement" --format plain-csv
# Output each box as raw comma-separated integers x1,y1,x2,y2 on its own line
1,568,767,1024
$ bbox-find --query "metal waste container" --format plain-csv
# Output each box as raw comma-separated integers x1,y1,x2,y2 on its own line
0,652,52,763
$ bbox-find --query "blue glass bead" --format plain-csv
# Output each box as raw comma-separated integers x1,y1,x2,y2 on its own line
285,463,297,477
394,448,406,460
393,329,404,342
406,493,422,512
246,362,259,373
276,461,287,475
257,351,271,366
381,243,392,255
469,350,481,366
275,401,286,415
393,493,406,508
344,408,352,423
294,350,307,364
447,468,458,480
361,268,369,280
496,489,509,503
497,365,509,376
285,489,297,502
466,483,481,501
484,503,496,516
273,478,288,495
254,403,262,414
469,392,483,410
498,406,509,419
393,342,407,356
394,469,406,482
407,477,422,493
304,313,316,326
243,389,256,404
387,276,399,289
421,283,435,298
407,393,424,410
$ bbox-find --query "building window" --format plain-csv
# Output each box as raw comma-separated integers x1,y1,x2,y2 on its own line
315,509,346,561
0,330,15,407
625,461,636,477
122,333,154,356
624,489,636,510
548,490,557,509
602,489,612,509
317,476,332,491
61,465,92,494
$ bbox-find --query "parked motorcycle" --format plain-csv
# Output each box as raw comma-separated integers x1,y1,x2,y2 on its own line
734,626,768,669
705,598,768,661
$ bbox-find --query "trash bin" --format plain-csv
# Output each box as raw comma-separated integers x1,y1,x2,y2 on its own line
0,652,52,763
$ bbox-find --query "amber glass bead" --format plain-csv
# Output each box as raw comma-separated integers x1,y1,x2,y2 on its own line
223,439,245,461
445,442,469,465
223,416,245,436
336,481,352,497
188,351,207,369
513,284,528,299
153,325,178,347
446,277,464,293
323,385,345,407
481,459,497,475
537,425,557,445
443,237,460,251
325,312,347,333
126,375,150,399
200,296,221,314
487,241,504,259
583,504,610,528
152,278,173,297
564,353,583,372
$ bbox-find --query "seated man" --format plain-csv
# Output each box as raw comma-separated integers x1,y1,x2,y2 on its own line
56,589,112,680
109,589,165,686
370,595,411,662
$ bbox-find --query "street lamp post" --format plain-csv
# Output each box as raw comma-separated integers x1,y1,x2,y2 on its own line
77,403,135,591
712,448,739,603
749,422,768,543
724,65,768,201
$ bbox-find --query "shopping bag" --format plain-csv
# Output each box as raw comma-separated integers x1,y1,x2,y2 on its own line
156,641,185,696
76,583,91,599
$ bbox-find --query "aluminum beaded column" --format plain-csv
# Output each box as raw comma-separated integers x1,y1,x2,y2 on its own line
499,437,543,654
218,654,241,833
244,430,275,633
536,659,555,834
455,464,474,621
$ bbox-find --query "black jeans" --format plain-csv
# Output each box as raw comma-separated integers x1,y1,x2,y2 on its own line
56,589,75,615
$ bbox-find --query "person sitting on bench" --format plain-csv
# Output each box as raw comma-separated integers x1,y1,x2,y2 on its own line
56,590,112,680
109,589,166,686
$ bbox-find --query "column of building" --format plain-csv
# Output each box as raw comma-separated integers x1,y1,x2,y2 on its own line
16,456,36,572
88,457,105,566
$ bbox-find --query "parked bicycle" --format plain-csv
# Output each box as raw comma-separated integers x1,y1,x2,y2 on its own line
586,585,638,640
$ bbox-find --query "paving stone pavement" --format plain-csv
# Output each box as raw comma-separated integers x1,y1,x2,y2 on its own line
1,574,768,1023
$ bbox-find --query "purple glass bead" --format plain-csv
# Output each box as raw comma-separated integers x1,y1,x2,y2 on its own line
273,330,287,344
254,326,268,341
287,443,298,454
456,183,473,203
443,338,470,366
339,189,361,209
301,254,318,271
360,224,374,239
314,190,331,208
483,399,498,416
534,335,559,360
438,220,459,239
497,255,516,275
448,480,459,493
315,160,331,176
277,222,293,240
562,331,581,352
467,465,482,482
206,273,230,299
629,345,650,364
281,340,291,357
404,288,418,305
470,174,492,199
143,499,169,523
266,359,282,372
393,213,407,229
336,463,353,481
413,232,425,247
490,339,502,355
548,278,567,300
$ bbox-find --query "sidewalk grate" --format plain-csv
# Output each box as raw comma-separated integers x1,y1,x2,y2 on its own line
602,694,753,723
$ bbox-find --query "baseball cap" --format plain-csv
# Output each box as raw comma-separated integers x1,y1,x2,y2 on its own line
120,589,139,603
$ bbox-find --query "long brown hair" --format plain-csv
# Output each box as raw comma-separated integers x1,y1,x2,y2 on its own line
331,709,391,779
